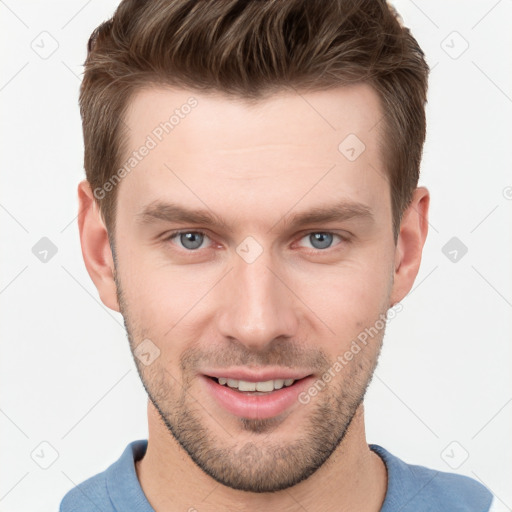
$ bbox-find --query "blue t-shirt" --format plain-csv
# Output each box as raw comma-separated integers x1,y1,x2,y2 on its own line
60,439,494,511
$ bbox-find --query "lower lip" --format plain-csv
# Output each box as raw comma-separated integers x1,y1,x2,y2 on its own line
201,375,314,420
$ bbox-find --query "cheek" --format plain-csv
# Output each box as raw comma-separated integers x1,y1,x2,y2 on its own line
291,257,393,342
126,275,191,334
117,248,219,344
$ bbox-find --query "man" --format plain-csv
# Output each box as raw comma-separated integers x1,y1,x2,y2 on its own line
60,0,494,510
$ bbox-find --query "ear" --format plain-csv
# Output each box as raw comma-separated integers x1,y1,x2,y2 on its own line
389,186,430,306
77,180,120,312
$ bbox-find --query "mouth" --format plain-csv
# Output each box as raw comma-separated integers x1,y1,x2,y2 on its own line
201,374,314,420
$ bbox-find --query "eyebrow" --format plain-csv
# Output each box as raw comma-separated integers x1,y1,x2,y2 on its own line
136,199,374,231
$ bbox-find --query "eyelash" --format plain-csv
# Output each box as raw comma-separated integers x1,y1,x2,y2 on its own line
161,229,350,252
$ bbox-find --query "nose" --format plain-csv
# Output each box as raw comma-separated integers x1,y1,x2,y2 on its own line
216,248,299,351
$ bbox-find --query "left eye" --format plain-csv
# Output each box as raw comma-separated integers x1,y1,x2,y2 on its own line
298,232,343,250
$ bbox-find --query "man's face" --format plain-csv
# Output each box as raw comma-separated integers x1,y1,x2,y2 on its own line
112,84,397,492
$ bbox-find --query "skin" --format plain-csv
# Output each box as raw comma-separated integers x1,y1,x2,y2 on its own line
78,84,429,512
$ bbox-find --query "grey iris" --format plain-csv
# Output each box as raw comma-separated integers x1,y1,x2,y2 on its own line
310,232,333,249
181,232,204,250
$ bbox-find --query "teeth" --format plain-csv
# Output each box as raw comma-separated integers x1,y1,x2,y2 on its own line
255,380,273,392
273,379,284,389
238,380,256,391
215,377,296,391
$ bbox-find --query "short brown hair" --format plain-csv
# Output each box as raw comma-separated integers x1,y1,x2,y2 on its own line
80,0,429,243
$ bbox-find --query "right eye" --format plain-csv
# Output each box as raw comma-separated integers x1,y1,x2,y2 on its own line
163,230,212,251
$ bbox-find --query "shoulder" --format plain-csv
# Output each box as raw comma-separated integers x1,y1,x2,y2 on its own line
59,470,112,512
59,440,149,512
370,444,494,512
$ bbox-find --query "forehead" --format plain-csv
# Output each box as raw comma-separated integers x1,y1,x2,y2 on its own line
123,83,384,152
117,84,390,231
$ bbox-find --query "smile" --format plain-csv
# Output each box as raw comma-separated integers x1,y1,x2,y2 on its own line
202,374,314,419
213,377,297,393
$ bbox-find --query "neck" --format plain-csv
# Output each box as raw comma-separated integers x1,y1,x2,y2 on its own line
136,401,387,512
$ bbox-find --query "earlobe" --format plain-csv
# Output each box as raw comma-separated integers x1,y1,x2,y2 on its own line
389,186,430,306
77,180,120,312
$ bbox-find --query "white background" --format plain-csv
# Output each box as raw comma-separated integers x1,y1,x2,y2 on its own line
1,1,511,511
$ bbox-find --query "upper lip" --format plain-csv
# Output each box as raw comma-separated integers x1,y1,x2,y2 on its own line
202,368,313,382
